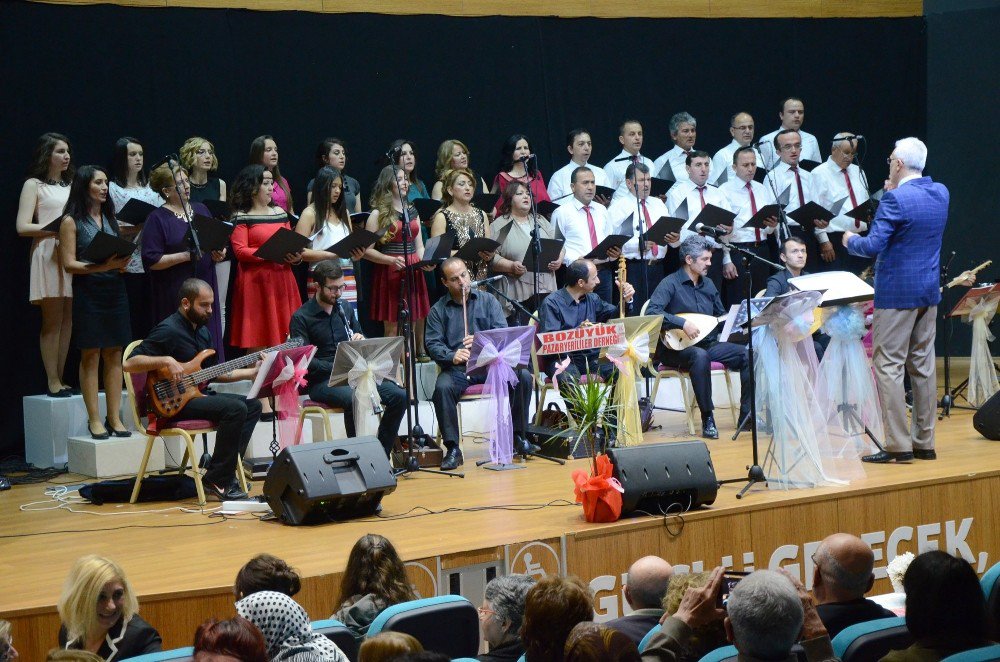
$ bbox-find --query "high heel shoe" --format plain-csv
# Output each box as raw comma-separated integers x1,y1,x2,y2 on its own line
88,422,110,440
105,418,130,438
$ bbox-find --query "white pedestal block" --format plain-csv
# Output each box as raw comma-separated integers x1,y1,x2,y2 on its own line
67,434,164,478
23,391,133,469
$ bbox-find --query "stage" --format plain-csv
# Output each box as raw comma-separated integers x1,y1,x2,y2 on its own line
2,406,999,660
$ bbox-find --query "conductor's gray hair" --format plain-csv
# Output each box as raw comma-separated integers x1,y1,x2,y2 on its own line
727,570,804,661
670,112,697,134
894,137,927,171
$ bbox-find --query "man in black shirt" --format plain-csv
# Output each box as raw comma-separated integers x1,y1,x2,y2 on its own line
648,236,750,439
288,260,406,458
426,257,533,470
765,236,830,359
124,278,261,501
812,533,895,638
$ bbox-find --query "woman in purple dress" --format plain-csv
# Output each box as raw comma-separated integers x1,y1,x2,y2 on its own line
141,163,227,358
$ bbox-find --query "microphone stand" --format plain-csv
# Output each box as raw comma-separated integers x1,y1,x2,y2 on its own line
939,250,958,418
522,154,543,419
630,173,653,400
758,142,793,242
388,149,461,479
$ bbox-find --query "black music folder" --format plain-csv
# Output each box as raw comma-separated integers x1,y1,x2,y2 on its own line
454,237,500,262
537,200,559,218
202,199,232,221
650,177,674,198
473,191,500,212
646,216,686,244
522,238,564,272
349,211,371,227
253,227,310,262
327,228,385,258
80,232,136,263
584,234,629,260
117,198,159,225
845,199,879,222
691,204,737,230
595,185,615,199
787,201,836,229
412,232,454,268
413,198,443,224
745,204,783,229
191,214,234,252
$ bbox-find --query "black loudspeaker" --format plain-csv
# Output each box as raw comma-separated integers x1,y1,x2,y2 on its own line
973,390,1000,440
263,436,397,525
606,441,718,515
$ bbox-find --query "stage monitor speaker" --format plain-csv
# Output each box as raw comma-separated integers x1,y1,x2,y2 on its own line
263,436,397,525
973,390,1000,440
606,441,718,515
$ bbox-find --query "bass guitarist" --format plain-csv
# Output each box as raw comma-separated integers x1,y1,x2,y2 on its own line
647,235,751,439
123,278,262,501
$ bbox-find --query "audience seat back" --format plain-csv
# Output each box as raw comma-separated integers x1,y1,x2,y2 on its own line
980,561,1000,616
366,594,479,658
120,648,194,662
638,624,661,652
832,616,911,662
311,618,359,661
697,644,739,661
942,644,1000,661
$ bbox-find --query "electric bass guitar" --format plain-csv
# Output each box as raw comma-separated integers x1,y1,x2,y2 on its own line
660,313,728,351
147,337,304,417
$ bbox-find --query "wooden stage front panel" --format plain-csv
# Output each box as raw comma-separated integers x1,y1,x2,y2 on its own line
2,409,998,661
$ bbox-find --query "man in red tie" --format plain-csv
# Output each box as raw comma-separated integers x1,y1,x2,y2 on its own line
607,162,676,313
551,166,620,303
652,112,704,183
765,129,827,272
812,133,873,272
721,146,780,304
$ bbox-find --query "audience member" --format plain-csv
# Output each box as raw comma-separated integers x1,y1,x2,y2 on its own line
811,534,893,638
478,574,536,662
57,555,162,659
358,632,423,662
881,551,991,661
521,575,593,662
659,572,728,662
0,620,18,662
234,554,302,600
564,622,641,662
605,556,674,646
333,534,418,641
45,651,103,662
236,591,347,662
392,653,449,662
193,617,268,662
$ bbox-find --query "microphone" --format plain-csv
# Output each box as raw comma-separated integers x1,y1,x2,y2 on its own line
516,154,537,164
695,223,727,237
150,154,177,171
469,274,505,288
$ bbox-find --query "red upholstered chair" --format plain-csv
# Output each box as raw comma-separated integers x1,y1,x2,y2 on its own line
123,339,250,505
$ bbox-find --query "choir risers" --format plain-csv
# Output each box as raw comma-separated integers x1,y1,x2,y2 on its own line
68,433,165,478
23,391,133,469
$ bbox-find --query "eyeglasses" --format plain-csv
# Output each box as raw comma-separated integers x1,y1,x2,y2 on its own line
322,283,346,292
733,125,754,132
780,143,802,151
477,606,495,618
886,156,900,165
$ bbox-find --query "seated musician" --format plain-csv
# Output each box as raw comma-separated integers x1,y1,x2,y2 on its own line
123,278,262,501
288,259,406,458
765,236,831,359
538,258,634,407
647,236,751,439
425,257,534,471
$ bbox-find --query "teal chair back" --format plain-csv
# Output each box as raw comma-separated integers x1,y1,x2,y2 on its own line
311,618,359,661
942,645,1000,661
120,649,194,662
832,616,911,661
697,644,739,662
367,595,479,659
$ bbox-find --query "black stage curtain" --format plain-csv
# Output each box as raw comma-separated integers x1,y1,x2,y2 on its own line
0,1,926,458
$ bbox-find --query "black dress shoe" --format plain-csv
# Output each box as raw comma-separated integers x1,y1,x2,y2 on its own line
47,388,71,398
514,435,541,456
701,415,719,440
862,450,914,464
440,447,464,470
913,448,937,460
105,418,130,438
87,422,110,440
223,483,249,500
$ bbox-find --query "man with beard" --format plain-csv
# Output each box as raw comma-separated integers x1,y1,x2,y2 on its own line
124,278,262,501
289,259,407,458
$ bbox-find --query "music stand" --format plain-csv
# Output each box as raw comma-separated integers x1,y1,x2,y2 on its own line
600,315,662,447
329,337,404,439
947,284,1000,408
247,344,317,455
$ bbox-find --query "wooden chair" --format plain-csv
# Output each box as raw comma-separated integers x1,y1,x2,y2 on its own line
296,399,345,444
433,376,491,449
123,339,249,506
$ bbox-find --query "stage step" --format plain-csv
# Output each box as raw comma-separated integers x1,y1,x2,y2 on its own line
67,433,164,478
23,391,134,469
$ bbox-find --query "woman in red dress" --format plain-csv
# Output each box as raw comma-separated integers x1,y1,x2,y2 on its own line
229,164,303,351
364,165,433,357
489,133,550,216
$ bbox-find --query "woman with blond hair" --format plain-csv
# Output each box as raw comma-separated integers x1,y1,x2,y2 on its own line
1,619,18,661
56,555,161,660
430,139,489,200
179,136,227,204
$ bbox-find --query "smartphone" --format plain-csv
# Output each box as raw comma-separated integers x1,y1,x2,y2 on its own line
717,570,750,608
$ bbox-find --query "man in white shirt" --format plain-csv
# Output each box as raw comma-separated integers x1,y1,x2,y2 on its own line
652,112,708,184
666,151,736,294
812,133,872,272
711,112,763,186
607,162,675,313
604,120,655,202
552,166,621,304
548,128,610,204
763,129,829,272
759,97,822,169
721,146,780,305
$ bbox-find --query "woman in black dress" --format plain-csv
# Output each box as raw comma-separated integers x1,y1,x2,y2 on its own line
59,166,132,439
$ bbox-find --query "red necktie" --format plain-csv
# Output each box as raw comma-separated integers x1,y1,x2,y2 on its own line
790,167,805,207
584,205,598,249
641,199,658,257
842,168,861,228
746,181,761,242
697,186,707,210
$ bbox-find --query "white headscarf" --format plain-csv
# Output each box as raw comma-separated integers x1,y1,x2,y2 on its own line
236,591,347,662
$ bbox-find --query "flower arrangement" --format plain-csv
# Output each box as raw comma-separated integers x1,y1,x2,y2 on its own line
887,551,915,593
